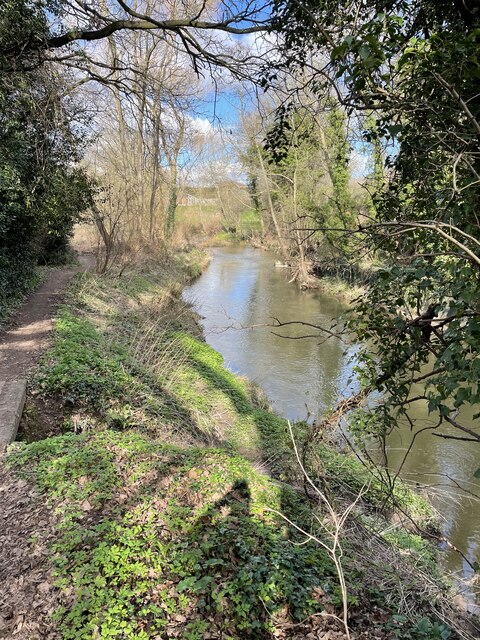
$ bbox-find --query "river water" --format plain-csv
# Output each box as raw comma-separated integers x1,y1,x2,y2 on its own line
183,245,480,604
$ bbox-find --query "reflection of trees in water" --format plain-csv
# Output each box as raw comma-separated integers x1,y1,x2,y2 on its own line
239,254,347,418
384,407,480,581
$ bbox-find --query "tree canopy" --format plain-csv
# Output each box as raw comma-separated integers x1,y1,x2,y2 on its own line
265,0,480,443
0,1,94,316
2,0,270,80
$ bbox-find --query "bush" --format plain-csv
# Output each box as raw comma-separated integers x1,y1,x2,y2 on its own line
0,1,93,316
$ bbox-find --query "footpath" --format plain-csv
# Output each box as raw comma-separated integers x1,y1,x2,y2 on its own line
0,255,93,446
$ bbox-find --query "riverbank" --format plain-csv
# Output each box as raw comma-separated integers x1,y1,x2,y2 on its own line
312,275,365,303
205,232,367,303
1,250,476,639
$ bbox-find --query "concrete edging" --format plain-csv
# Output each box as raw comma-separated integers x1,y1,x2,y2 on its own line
0,380,27,448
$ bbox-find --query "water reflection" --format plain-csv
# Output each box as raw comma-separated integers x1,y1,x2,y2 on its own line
384,407,480,606
184,247,350,421
183,245,479,600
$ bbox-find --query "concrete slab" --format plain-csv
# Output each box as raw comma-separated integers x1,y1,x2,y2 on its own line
0,379,27,447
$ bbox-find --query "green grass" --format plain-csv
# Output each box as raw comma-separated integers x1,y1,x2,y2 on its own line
174,204,262,239
176,204,220,218
31,254,438,517
240,208,263,234
7,431,336,639
210,230,241,245
316,275,365,303
208,209,264,245
32,294,436,526
314,444,437,530
11,250,452,639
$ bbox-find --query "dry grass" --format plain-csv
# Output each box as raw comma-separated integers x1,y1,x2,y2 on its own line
71,223,97,254
348,519,480,639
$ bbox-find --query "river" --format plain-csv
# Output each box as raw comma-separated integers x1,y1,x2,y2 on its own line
183,245,480,606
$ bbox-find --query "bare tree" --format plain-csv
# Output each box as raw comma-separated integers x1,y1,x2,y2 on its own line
7,1,269,83
87,8,205,257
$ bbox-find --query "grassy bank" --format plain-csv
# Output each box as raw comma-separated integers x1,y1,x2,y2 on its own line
7,250,468,639
313,275,366,303
173,205,263,249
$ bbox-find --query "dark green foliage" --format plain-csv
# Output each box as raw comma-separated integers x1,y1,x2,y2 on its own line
350,260,480,428
36,309,135,409
0,0,93,315
319,104,357,252
389,615,452,639
269,0,480,440
0,0,49,70
261,103,359,260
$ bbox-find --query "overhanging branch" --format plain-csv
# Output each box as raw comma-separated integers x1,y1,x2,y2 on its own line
46,18,266,50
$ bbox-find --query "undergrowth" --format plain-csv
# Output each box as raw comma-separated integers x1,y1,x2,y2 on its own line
11,249,460,639
7,431,337,639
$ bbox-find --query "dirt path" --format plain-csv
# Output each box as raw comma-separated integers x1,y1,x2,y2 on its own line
0,259,96,636
0,255,94,381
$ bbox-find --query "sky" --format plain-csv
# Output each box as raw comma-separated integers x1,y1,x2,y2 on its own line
60,1,371,185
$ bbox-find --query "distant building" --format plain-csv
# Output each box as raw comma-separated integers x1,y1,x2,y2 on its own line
178,194,218,206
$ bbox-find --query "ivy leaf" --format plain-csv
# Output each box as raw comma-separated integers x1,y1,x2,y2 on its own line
388,124,403,137
176,576,196,592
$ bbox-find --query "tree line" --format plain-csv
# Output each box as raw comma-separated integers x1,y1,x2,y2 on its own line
1,0,478,453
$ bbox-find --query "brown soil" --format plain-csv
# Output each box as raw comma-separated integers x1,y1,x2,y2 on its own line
0,459,61,639
18,394,69,443
0,255,94,381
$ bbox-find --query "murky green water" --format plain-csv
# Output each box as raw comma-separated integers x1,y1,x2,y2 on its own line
183,246,480,605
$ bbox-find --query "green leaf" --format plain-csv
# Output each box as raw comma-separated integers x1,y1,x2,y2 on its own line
176,576,196,592
358,45,371,61
388,124,403,137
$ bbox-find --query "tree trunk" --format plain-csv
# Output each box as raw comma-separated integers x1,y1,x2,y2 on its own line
256,143,288,258
165,175,177,239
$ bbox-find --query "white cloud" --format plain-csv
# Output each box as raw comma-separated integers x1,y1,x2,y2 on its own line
189,116,215,136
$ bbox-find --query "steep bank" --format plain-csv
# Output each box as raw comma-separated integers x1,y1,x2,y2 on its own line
1,250,475,639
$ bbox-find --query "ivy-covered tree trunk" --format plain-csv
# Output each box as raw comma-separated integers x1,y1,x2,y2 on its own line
317,106,355,252
165,177,177,241
255,143,289,259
